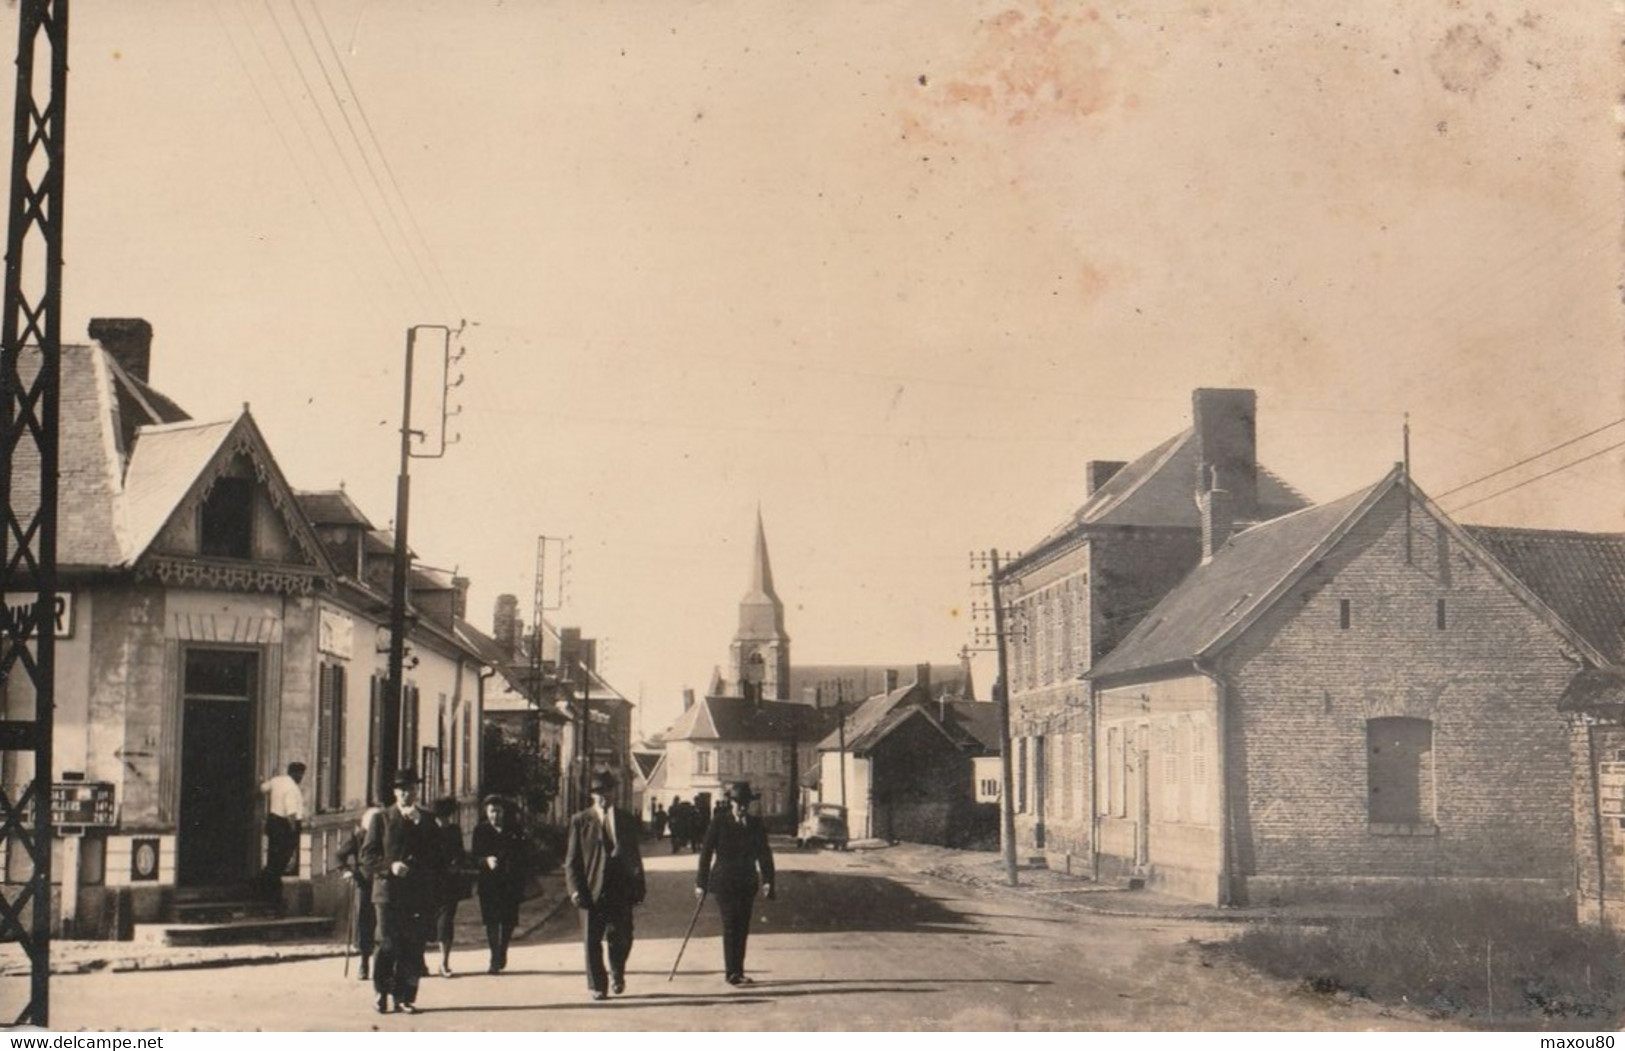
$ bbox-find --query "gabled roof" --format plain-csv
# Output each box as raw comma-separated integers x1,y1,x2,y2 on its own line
631,751,663,781
120,418,239,561
1090,476,1386,681
1032,428,1308,547
1090,469,1613,684
943,700,1002,753
1464,526,1625,665
665,695,837,745
297,489,373,528
818,681,921,750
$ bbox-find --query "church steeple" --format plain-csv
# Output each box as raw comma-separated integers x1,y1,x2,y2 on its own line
730,508,790,702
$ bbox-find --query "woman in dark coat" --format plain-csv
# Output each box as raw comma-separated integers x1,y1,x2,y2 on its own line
431,797,470,978
470,794,528,974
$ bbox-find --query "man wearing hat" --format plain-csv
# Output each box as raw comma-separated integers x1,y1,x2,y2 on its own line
362,767,442,1014
565,769,646,1000
696,781,776,986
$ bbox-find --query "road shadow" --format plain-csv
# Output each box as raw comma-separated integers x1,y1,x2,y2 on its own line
526,868,995,942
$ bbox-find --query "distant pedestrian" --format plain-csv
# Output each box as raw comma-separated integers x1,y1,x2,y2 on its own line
696,781,776,986
668,798,694,854
691,793,712,848
362,767,442,1015
336,806,382,981
651,803,668,841
430,796,470,978
565,770,646,1001
471,794,528,974
258,762,306,904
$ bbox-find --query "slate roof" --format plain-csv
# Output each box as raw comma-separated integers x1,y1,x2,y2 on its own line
120,419,238,561
944,700,1003,753
1464,526,1625,665
296,489,372,527
786,663,970,704
1021,427,1309,559
665,695,838,745
1089,475,1392,681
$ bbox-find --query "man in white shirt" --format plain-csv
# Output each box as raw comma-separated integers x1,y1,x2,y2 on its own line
259,761,306,902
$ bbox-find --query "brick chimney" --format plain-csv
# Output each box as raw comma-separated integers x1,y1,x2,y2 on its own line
451,576,469,621
493,594,520,660
1192,388,1259,522
1085,460,1127,496
915,662,932,694
682,688,695,712
884,669,899,693
89,318,153,384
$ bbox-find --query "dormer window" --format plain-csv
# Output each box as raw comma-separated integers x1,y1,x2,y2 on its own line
200,477,254,559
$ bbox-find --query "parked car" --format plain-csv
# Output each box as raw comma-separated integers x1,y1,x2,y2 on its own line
796,803,849,850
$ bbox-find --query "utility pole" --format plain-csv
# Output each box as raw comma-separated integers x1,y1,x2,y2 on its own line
0,0,65,1026
972,549,1022,887
380,322,463,800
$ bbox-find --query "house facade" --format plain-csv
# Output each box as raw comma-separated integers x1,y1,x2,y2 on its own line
815,664,1000,846
1088,469,1599,905
999,388,1308,873
6,321,486,938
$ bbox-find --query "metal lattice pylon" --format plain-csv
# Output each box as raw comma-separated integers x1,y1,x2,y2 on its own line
0,0,66,1028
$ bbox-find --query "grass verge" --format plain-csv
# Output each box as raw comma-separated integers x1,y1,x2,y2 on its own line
1213,885,1625,1027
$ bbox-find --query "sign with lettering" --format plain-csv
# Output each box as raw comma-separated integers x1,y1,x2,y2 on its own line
2,591,72,639
51,781,114,827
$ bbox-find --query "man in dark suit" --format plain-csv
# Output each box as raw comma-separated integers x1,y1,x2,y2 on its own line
696,781,776,986
362,767,441,1015
565,769,646,1001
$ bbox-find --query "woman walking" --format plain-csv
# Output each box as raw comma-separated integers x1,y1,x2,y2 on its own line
431,796,470,978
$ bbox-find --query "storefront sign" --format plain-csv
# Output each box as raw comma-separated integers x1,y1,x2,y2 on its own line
2,591,73,638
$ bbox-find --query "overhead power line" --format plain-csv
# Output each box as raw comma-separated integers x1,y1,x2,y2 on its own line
1433,415,1625,500
1442,436,1625,515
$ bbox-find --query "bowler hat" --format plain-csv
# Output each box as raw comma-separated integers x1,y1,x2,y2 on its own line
725,781,756,803
589,770,618,794
391,767,421,788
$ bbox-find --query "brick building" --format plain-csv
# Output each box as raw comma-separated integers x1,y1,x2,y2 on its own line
1464,527,1625,927
997,388,1307,872
1087,467,1600,905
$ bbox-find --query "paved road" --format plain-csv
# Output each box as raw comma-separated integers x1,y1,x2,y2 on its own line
9,841,1442,1031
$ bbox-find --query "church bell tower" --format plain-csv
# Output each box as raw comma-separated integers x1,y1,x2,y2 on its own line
730,509,790,702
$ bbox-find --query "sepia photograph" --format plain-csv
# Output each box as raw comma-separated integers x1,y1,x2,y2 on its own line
0,0,1621,1034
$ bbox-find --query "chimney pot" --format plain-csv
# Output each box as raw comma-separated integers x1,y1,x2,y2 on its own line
1192,388,1259,520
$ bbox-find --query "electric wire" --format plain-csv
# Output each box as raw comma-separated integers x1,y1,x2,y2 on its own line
259,0,421,303
1442,436,1625,515
212,1,395,333
307,0,462,320
1432,416,1625,499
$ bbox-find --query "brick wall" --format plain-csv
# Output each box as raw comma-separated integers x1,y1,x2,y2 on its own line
1222,487,1576,903
1572,721,1625,927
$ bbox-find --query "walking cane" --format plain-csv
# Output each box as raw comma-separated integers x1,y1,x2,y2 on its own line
342,875,356,978
668,890,707,981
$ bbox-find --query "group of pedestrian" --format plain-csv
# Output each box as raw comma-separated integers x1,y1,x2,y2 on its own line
562,773,776,1002
330,766,775,1013
337,768,531,1015
663,794,708,854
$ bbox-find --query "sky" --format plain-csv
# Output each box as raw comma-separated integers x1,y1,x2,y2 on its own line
45,1,1625,737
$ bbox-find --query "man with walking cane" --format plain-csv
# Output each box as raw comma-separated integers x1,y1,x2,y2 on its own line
695,781,775,986
336,807,381,981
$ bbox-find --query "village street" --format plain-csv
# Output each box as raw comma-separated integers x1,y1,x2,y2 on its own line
11,843,1444,1033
